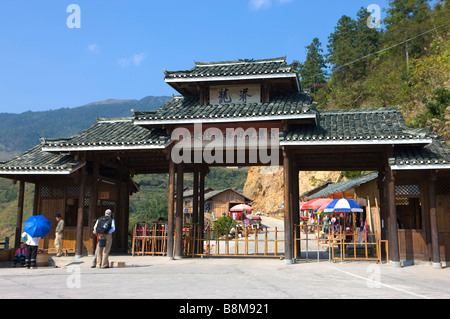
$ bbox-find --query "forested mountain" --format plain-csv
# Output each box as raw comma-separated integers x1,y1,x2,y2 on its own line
0,96,171,161
295,0,450,143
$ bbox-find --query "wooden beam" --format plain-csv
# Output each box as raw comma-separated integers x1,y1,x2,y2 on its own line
32,183,39,216
428,170,442,268
291,162,300,258
283,148,294,264
383,160,400,266
14,180,25,249
420,172,432,262
175,163,184,259
75,166,86,258
167,160,175,259
88,159,99,256
199,167,206,229
199,166,206,254
192,167,199,225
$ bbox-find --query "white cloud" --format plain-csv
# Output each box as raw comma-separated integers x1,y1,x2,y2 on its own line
250,0,293,10
88,43,100,54
118,52,146,68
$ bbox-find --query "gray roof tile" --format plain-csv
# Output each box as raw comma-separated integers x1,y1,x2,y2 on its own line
134,92,316,124
41,118,170,151
281,107,431,143
391,136,450,168
307,172,379,201
164,57,296,80
0,145,83,174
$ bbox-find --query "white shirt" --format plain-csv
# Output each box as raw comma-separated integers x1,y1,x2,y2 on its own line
21,232,39,246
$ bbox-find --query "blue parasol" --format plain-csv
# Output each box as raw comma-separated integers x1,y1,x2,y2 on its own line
323,199,364,214
24,215,51,238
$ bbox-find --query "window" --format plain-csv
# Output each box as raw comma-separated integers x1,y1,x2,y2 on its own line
395,184,422,230
65,199,89,227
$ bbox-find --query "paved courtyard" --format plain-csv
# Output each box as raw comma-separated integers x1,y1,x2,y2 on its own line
0,254,449,300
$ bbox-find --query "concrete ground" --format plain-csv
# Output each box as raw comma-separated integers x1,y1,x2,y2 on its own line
0,254,449,300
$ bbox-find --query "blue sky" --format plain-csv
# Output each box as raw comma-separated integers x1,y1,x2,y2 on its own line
0,0,392,114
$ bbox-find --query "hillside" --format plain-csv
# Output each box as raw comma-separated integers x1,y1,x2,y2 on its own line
0,96,171,161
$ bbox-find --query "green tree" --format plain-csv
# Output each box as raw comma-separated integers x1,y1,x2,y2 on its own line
383,0,433,60
296,38,327,92
327,15,359,86
213,216,236,237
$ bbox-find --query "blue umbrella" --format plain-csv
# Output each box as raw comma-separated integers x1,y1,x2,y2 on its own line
24,215,51,238
323,199,364,214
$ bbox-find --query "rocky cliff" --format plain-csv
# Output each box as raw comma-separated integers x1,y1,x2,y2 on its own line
243,166,342,214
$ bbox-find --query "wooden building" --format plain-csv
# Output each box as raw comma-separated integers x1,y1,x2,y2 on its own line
1,57,449,267
305,136,450,265
202,189,253,223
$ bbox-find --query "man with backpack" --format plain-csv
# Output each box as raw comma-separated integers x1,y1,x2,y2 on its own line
93,209,115,269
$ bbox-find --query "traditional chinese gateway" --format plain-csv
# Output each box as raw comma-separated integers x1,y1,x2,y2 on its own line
1,57,449,267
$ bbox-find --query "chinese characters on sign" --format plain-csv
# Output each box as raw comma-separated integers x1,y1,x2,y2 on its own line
210,85,261,105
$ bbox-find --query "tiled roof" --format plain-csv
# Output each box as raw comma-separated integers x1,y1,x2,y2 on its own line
164,57,297,81
133,92,316,125
204,189,253,202
307,172,379,201
280,107,433,145
0,145,83,175
300,179,333,198
41,118,170,151
391,136,450,169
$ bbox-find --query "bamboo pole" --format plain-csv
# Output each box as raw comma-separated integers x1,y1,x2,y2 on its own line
275,227,278,256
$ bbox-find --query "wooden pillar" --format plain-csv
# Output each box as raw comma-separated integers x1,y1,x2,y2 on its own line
421,173,432,262
428,170,441,268
192,167,199,225
88,160,99,256
199,167,206,253
377,172,388,241
32,183,40,216
75,166,86,259
283,148,295,264
123,180,130,254
14,180,25,249
384,162,400,266
292,162,300,258
167,160,175,259
175,163,184,259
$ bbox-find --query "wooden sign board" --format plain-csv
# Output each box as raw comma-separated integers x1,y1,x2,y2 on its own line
98,192,110,200
210,84,261,105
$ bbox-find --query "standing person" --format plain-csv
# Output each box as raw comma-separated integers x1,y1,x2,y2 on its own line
13,242,27,267
21,231,39,269
93,209,115,269
54,214,65,257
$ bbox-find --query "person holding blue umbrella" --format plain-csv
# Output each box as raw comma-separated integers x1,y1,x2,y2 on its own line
21,231,40,269
22,215,51,269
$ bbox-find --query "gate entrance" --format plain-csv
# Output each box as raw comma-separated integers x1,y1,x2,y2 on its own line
131,221,388,262
131,221,286,258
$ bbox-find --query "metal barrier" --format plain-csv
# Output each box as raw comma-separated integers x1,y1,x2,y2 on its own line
131,223,167,256
330,231,386,263
130,222,388,263
294,224,332,262
188,224,285,258
294,223,388,263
